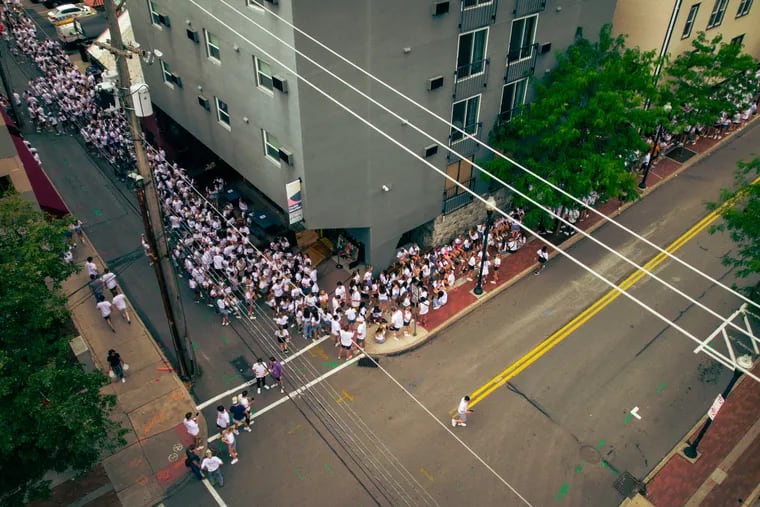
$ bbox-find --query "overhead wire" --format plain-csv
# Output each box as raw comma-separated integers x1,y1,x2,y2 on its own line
238,0,760,315
187,0,760,385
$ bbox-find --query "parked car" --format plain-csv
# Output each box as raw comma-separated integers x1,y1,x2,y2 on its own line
47,4,92,25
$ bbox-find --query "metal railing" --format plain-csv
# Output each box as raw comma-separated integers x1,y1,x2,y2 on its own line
442,176,476,214
505,43,538,83
496,105,524,126
453,58,489,100
449,121,482,159
514,0,546,17
459,0,499,32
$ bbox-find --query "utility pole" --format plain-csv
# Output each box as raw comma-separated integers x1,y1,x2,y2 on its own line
102,0,195,379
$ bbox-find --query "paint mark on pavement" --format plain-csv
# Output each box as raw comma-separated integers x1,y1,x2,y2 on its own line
295,468,305,481
656,383,666,393
323,463,335,477
419,467,434,482
336,389,355,403
323,360,339,369
556,483,569,501
93,208,103,217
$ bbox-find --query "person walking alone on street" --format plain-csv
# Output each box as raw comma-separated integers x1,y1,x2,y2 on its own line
111,289,132,324
201,450,224,487
534,246,549,275
252,358,269,394
268,357,285,393
221,427,239,464
107,349,126,383
452,395,472,427
96,296,116,333
185,444,204,481
184,412,204,450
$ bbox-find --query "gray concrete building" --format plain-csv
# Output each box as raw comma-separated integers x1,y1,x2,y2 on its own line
130,0,616,267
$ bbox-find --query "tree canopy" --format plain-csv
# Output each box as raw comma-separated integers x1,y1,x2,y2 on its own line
0,194,124,503
486,25,662,228
663,32,757,135
709,158,760,303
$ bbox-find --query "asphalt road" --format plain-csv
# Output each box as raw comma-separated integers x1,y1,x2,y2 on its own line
7,10,760,504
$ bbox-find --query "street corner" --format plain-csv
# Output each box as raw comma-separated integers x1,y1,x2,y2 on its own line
102,443,151,493
128,388,193,441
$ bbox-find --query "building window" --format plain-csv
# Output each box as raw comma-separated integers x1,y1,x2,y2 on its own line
254,57,273,92
204,30,221,61
682,4,700,38
160,59,173,84
450,95,480,142
147,0,161,25
499,79,527,123
736,0,753,16
262,130,281,164
246,0,264,7
707,0,728,28
508,15,537,61
731,34,745,46
463,0,492,8
215,97,230,128
456,28,488,79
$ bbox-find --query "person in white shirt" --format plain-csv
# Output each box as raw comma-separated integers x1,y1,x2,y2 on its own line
111,290,131,324
432,290,448,310
390,307,404,338
338,327,354,361
452,395,472,427
96,296,115,333
184,412,204,450
200,450,224,487
354,317,367,350
252,358,269,394
492,255,501,283
418,297,430,326
101,268,118,297
216,405,233,434
85,256,99,278
535,246,549,275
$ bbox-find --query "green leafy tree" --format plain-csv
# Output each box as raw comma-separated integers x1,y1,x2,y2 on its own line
486,25,662,229
663,32,758,135
708,158,760,302
0,194,125,503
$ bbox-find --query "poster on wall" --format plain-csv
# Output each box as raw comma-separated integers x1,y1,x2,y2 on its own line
286,179,303,225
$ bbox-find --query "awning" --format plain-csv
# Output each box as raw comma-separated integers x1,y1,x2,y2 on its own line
1,110,69,217
84,0,105,6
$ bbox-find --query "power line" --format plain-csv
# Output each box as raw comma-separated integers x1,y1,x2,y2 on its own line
187,0,760,386
221,0,760,319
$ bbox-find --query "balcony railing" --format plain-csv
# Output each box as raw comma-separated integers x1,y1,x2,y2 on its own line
449,121,482,160
442,176,476,214
514,0,546,17
459,0,499,32
453,58,489,100
496,105,524,126
505,43,538,83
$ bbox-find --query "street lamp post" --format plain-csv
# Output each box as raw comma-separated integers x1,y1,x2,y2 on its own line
473,196,497,296
639,103,672,190
683,354,754,459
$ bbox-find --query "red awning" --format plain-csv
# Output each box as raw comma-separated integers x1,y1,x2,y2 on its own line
84,0,105,6
1,110,69,217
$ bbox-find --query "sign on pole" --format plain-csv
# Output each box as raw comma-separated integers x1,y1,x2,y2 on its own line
286,178,303,225
707,394,725,420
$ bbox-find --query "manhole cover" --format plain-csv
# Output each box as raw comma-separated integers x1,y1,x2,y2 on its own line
613,471,645,498
666,146,697,163
579,445,601,464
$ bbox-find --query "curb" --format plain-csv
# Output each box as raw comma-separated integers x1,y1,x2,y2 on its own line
383,117,760,357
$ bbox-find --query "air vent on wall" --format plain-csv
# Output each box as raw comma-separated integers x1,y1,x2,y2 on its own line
278,147,294,166
423,144,438,158
427,76,444,91
186,29,199,43
197,96,210,110
432,1,450,16
272,75,288,93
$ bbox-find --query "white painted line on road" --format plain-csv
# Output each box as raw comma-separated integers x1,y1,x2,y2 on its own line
196,335,331,410
630,406,642,420
201,478,228,506
207,354,364,443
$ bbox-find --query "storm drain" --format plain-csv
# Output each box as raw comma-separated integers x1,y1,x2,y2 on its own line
613,471,646,498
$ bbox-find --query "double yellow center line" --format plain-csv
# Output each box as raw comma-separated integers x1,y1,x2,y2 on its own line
468,194,743,407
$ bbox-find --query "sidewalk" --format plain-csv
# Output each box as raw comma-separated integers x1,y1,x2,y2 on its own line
621,363,760,507
31,240,206,507
365,118,755,357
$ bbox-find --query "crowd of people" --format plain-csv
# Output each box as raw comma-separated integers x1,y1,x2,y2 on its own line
4,1,759,365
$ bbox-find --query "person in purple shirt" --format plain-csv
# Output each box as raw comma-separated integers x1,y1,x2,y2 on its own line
268,357,284,394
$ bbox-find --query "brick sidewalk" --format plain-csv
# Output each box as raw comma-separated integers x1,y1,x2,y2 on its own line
634,366,760,507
